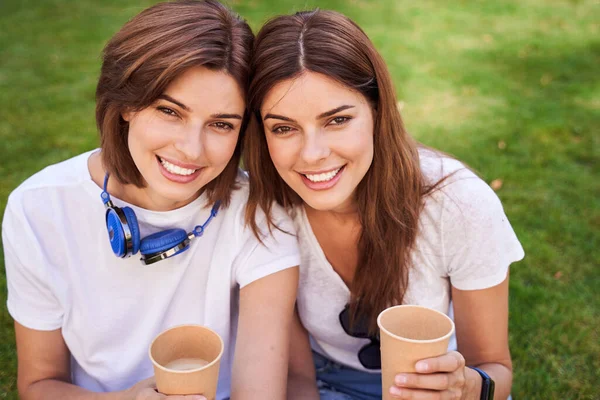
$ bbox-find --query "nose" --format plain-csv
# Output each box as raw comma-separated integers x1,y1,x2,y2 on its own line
173,123,204,161
300,130,330,165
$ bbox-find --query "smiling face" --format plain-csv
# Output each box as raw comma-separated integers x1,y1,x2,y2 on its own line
123,66,245,211
261,71,375,213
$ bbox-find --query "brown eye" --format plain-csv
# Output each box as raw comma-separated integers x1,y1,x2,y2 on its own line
272,125,294,134
157,106,178,117
212,121,234,131
329,116,351,126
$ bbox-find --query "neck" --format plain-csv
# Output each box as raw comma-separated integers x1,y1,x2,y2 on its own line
304,201,361,226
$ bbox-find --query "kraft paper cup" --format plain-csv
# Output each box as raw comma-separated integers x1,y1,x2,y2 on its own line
377,305,455,400
149,324,224,398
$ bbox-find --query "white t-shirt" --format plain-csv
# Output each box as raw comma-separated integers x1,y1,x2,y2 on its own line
3,150,300,399
293,150,525,373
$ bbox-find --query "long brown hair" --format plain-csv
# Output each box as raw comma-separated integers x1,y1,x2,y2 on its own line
244,10,439,332
96,0,253,206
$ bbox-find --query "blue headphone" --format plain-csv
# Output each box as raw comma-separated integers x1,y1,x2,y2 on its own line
100,173,221,265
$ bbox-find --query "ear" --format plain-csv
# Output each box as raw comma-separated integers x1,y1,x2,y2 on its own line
121,110,134,122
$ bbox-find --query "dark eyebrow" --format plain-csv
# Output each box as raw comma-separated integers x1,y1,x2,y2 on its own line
158,94,190,112
210,113,243,120
263,113,297,122
317,105,355,119
158,95,241,119
263,105,355,122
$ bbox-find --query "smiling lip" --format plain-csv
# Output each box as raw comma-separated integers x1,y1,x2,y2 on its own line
299,165,345,191
156,156,203,184
157,155,202,170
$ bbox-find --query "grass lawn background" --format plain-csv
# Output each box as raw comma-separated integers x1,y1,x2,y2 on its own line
0,0,598,398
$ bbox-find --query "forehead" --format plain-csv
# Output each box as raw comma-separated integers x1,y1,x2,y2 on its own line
164,66,245,111
261,71,368,117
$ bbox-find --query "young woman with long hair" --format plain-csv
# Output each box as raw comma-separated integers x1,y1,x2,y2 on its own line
2,2,299,399
244,9,524,400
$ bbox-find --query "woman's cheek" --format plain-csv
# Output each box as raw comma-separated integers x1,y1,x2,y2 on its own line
273,137,301,170
206,132,239,164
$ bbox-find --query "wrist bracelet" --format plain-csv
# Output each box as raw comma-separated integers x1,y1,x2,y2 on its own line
468,366,495,400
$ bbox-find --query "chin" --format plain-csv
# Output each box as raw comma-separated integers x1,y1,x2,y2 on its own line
151,181,203,204
303,197,346,212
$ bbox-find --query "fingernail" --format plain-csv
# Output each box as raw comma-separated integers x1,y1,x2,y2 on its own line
389,386,402,396
416,361,428,372
395,374,408,385
192,397,206,400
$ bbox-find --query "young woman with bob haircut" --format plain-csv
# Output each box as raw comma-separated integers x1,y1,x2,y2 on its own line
243,9,524,400
2,1,299,399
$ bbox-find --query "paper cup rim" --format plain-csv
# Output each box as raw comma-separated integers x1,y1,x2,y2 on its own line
377,305,455,343
148,324,224,373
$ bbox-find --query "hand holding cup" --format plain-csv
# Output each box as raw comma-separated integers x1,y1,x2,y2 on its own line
389,350,471,399
122,377,207,400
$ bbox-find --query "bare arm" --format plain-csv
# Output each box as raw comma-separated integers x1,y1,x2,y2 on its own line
287,307,319,400
14,322,202,400
452,274,513,399
231,267,299,400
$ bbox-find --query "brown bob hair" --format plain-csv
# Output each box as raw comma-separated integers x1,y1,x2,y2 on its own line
96,0,253,206
244,10,441,332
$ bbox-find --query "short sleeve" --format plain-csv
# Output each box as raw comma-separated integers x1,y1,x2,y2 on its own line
234,204,300,288
440,173,525,290
2,194,64,330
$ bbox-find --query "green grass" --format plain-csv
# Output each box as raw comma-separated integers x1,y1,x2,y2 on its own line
1,0,598,398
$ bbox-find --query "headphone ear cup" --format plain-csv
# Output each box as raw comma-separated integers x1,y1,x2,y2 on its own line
121,206,141,255
105,208,127,257
140,228,189,257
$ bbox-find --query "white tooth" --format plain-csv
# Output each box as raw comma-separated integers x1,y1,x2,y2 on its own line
306,167,341,182
161,158,197,176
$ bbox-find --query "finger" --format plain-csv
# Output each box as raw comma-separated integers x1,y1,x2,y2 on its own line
415,351,465,373
140,388,166,400
164,396,206,400
389,387,458,400
394,373,453,390
138,376,158,389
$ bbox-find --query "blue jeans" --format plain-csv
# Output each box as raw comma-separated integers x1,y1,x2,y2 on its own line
313,352,382,400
